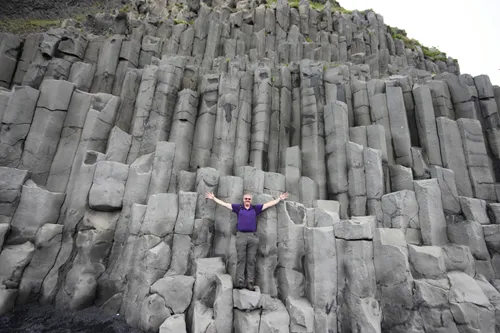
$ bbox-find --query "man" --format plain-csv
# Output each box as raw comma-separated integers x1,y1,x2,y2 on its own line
205,191,289,290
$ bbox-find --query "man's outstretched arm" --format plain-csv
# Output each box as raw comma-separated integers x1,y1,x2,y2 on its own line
262,192,289,210
205,192,232,210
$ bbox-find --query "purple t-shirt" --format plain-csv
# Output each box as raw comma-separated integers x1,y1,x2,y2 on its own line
232,204,264,232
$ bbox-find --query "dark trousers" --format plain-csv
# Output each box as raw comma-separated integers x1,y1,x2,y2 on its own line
235,231,259,286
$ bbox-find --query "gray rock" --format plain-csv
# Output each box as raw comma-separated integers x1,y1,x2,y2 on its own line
8,180,65,245
334,217,373,240
460,196,490,225
148,142,176,197
150,275,195,314
234,309,260,333
442,244,475,277
0,34,22,88
457,118,496,201
259,296,290,333
0,241,35,289
347,142,366,216
213,274,232,333
175,191,198,235
105,127,131,163
483,224,500,254
89,161,129,211
386,86,412,167
141,194,178,237
414,179,448,246
160,314,187,333
0,167,29,224
0,86,40,167
139,293,172,332
17,224,63,304
382,190,419,230
285,296,314,333
408,245,447,279
436,117,473,197
448,219,489,260
233,287,261,310
429,166,461,214
389,164,413,191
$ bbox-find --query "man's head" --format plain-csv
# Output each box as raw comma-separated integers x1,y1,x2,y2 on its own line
243,193,253,208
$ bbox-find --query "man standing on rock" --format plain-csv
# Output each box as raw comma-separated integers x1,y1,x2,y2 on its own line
205,191,289,290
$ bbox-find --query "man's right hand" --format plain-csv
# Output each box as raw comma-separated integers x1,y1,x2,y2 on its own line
205,192,215,200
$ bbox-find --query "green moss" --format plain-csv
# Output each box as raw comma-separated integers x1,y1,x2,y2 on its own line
119,4,130,13
0,18,62,34
174,18,189,25
309,1,325,11
289,0,299,8
332,5,352,14
305,36,312,42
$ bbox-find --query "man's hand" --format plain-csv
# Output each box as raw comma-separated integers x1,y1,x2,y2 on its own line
205,192,215,200
206,192,232,210
279,192,289,201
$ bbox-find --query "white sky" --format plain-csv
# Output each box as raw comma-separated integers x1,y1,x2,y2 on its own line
341,0,500,86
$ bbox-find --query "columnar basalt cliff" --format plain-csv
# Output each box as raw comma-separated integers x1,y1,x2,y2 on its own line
1,0,500,332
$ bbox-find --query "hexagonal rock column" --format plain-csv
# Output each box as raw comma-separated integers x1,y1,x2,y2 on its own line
0,33,22,88
126,65,159,164
414,179,448,246
7,180,65,245
17,224,63,305
0,86,40,168
88,161,129,211
436,117,473,198
190,74,219,170
364,147,384,226
324,101,349,218
141,57,186,157
210,70,241,176
234,72,253,172
457,118,496,201
386,85,412,167
429,166,461,215
347,142,366,216
168,89,199,193
373,229,414,332
280,146,301,202
114,68,143,133
0,167,29,225
276,201,306,300
299,59,327,199
46,90,92,193
148,142,176,196
304,226,337,333
250,62,272,170
90,35,123,94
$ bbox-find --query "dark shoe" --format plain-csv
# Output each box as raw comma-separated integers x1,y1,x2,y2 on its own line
247,281,255,291
235,280,245,289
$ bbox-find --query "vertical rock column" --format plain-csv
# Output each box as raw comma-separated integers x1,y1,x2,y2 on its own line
280,146,301,202
347,142,366,216
190,74,219,170
413,85,443,166
0,167,29,225
114,68,142,133
436,117,474,197
126,65,158,164
210,69,241,175
193,167,220,259
168,89,199,193
90,35,123,94
97,153,154,305
304,226,337,333
250,61,272,170
457,118,496,201
0,34,22,88
386,85,412,167
0,86,40,167
278,65,292,169
20,80,75,186
111,39,140,96
12,33,43,87
46,90,92,193
324,101,349,219
141,56,186,156
365,147,384,226
369,91,394,164
373,229,414,332
300,59,327,199
233,72,253,171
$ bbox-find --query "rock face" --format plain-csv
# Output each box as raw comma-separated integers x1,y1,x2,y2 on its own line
0,2,498,333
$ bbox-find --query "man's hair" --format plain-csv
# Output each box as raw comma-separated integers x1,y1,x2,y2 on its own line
243,192,253,198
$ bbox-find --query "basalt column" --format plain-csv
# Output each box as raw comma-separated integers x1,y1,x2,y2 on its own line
210,68,241,176
300,59,327,199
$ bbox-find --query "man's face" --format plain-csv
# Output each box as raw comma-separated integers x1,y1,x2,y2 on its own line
243,195,252,206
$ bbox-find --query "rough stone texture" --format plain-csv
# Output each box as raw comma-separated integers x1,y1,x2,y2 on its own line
0,5,495,333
